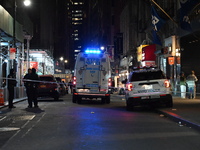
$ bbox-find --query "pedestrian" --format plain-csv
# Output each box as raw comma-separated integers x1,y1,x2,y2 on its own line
23,68,32,108
179,72,186,99
7,69,17,109
68,80,73,93
29,68,39,108
186,70,198,99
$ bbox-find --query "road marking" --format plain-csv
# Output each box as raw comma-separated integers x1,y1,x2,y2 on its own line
0,116,6,121
0,127,20,132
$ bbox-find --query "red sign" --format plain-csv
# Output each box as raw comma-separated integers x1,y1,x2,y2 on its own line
168,57,174,65
30,62,38,71
142,44,156,61
9,48,16,59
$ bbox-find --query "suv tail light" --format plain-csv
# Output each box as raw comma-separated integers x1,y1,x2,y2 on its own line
108,78,112,87
164,80,170,88
126,83,133,91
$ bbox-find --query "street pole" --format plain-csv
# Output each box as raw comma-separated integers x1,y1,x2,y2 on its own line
0,36,2,88
24,35,32,69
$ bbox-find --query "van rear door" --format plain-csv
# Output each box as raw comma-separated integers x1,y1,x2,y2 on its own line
83,57,100,93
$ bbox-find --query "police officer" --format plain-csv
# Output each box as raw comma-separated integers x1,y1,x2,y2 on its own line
23,68,32,108
7,69,17,109
29,68,39,108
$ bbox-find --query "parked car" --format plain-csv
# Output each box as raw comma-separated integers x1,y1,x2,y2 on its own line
38,75,60,100
55,77,67,95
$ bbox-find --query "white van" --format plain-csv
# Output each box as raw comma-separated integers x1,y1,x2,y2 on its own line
72,48,111,104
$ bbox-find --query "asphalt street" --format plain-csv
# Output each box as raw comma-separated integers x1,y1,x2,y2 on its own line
1,94,200,150
1,94,200,133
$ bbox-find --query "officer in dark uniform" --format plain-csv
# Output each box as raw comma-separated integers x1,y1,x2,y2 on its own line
29,68,39,108
7,69,17,109
23,68,32,108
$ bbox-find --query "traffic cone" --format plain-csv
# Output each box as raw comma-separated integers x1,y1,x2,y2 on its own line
0,89,4,106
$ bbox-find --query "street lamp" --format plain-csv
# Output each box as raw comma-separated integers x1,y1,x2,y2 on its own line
60,57,64,61
23,0,31,6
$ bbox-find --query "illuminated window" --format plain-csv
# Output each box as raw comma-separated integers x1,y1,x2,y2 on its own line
73,34,78,37
72,18,82,21
73,14,83,17
73,22,82,25
75,50,81,52
75,10,82,13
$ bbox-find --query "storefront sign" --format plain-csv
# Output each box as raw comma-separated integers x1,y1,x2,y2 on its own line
9,48,16,59
137,45,148,61
142,44,156,61
30,62,38,70
168,57,174,65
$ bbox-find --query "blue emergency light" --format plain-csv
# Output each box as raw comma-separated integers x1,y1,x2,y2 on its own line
84,48,102,54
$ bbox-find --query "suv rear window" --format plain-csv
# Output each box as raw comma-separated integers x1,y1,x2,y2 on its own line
129,70,166,82
39,76,55,81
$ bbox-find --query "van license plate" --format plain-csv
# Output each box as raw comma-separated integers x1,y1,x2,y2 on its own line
141,96,149,99
151,95,160,98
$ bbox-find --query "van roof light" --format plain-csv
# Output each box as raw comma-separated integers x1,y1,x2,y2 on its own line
84,48,102,54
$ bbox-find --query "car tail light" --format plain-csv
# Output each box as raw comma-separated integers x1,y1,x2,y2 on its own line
126,83,133,91
164,80,170,88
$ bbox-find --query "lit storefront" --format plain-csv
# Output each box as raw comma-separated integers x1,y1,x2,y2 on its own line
24,50,54,75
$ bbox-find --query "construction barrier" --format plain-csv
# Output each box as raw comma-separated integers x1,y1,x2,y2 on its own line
0,89,4,106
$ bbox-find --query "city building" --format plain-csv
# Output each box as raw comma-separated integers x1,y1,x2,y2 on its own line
67,0,86,70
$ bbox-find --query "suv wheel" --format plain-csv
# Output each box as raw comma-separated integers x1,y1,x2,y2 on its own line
126,102,133,111
166,95,173,108
54,96,59,101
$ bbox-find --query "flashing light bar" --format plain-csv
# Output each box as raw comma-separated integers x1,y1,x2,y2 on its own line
84,48,102,54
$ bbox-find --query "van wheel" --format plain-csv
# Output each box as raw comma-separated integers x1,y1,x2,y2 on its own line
72,95,76,103
77,98,82,104
101,98,106,104
106,97,110,104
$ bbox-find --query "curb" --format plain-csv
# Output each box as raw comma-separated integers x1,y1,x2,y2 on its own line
0,97,27,109
157,109,200,132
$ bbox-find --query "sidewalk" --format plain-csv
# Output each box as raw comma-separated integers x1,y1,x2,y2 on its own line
157,97,200,132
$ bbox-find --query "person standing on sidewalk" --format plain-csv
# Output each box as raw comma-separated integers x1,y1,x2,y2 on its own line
187,70,198,99
7,69,17,109
29,68,39,108
23,68,32,108
180,72,186,99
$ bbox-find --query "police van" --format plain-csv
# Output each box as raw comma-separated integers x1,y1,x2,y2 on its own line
72,48,111,104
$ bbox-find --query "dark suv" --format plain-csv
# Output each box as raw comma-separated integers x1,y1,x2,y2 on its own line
125,67,173,110
38,75,60,100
